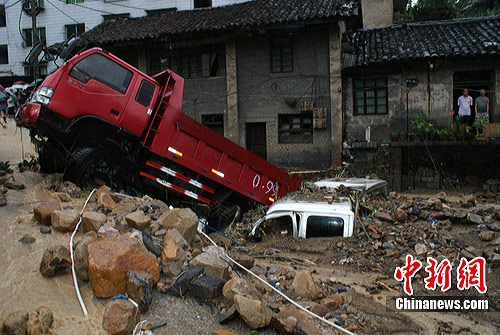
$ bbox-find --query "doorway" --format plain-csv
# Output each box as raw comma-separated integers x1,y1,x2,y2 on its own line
453,70,494,123
246,123,267,160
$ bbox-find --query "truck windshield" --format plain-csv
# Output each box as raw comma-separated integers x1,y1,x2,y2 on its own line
69,53,133,94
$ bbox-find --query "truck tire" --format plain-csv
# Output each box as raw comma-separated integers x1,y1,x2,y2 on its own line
63,147,96,186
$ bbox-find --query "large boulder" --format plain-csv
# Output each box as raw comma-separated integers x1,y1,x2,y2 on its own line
74,232,97,281
161,238,188,277
292,270,319,300
102,300,139,335
234,294,271,329
39,245,71,277
125,210,152,231
158,208,198,244
33,199,61,225
189,251,230,280
82,211,106,233
87,234,160,298
51,209,80,232
3,311,27,335
222,278,262,303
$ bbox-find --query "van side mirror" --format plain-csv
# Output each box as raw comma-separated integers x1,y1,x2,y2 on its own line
60,37,80,61
26,42,44,64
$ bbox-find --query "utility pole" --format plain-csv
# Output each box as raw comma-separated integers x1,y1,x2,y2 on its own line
30,0,38,79
30,0,38,44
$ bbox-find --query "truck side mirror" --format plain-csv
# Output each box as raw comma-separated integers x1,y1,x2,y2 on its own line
60,37,81,61
26,42,44,64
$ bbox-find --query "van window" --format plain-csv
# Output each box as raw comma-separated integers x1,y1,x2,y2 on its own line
136,80,155,107
306,216,344,238
69,53,133,94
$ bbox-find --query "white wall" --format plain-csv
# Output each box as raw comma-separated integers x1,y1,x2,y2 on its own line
0,0,251,77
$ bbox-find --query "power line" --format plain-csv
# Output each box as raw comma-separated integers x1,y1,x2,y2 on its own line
5,0,21,9
46,0,80,23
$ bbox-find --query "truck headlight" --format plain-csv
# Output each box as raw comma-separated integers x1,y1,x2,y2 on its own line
31,87,54,106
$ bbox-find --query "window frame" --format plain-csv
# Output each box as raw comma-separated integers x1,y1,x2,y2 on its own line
22,27,46,48
135,79,156,108
353,78,388,116
65,23,85,40
0,44,8,64
0,5,6,28
270,36,293,73
278,112,313,144
194,0,212,9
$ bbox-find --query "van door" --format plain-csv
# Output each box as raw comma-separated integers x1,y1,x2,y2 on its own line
302,214,351,238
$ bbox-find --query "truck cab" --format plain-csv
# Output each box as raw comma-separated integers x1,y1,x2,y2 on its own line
19,48,159,139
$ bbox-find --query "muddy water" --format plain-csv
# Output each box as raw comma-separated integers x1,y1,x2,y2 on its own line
0,172,104,334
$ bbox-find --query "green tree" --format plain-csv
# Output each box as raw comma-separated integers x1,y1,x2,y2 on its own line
412,0,457,21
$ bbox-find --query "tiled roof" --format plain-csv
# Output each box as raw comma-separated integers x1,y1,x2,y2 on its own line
85,0,359,44
346,15,500,67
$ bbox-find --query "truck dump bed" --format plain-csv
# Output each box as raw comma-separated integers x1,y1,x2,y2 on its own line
142,70,302,206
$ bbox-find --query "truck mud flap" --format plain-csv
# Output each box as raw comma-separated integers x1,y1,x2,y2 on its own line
146,160,214,194
140,171,211,205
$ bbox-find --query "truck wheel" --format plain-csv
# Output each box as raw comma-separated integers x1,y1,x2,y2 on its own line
63,147,96,186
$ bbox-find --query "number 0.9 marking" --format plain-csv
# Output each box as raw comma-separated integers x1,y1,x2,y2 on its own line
253,175,261,189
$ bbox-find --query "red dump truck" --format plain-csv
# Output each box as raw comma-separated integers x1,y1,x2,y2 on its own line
17,40,302,226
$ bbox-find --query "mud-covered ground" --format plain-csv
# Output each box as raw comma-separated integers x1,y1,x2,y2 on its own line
0,126,499,335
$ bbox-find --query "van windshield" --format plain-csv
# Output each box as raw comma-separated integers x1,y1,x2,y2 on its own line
69,53,133,94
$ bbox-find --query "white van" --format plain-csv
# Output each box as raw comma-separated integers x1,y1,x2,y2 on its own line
249,178,386,239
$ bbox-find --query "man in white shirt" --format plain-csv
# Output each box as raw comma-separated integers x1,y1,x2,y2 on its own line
458,88,473,125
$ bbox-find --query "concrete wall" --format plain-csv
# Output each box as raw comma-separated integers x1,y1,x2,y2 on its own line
344,57,500,143
361,0,394,29
0,0,249,78
235,30,333,169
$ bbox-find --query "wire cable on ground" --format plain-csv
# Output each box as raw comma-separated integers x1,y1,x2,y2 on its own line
70,188,97,317
197,229,357,335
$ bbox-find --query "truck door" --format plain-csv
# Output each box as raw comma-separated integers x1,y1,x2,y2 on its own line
51,52,133,129
119,78,157,137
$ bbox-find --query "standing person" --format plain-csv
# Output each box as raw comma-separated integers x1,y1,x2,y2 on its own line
475,89,490,132
457,88,473,125
6,89,16,119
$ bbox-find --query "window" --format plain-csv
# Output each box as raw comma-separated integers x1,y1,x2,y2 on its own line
270,36,293,73
149,45,225,79
353,78,388,115
278,112,313,144
202,114,224,135
0,45,8,64
306,216,344,238
0,5,6,28
136,80,155,107
65,23,85,39
24,63,47,77
194,0,211,8
69,53,133,94
23,27,46,47
66,0,84,4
